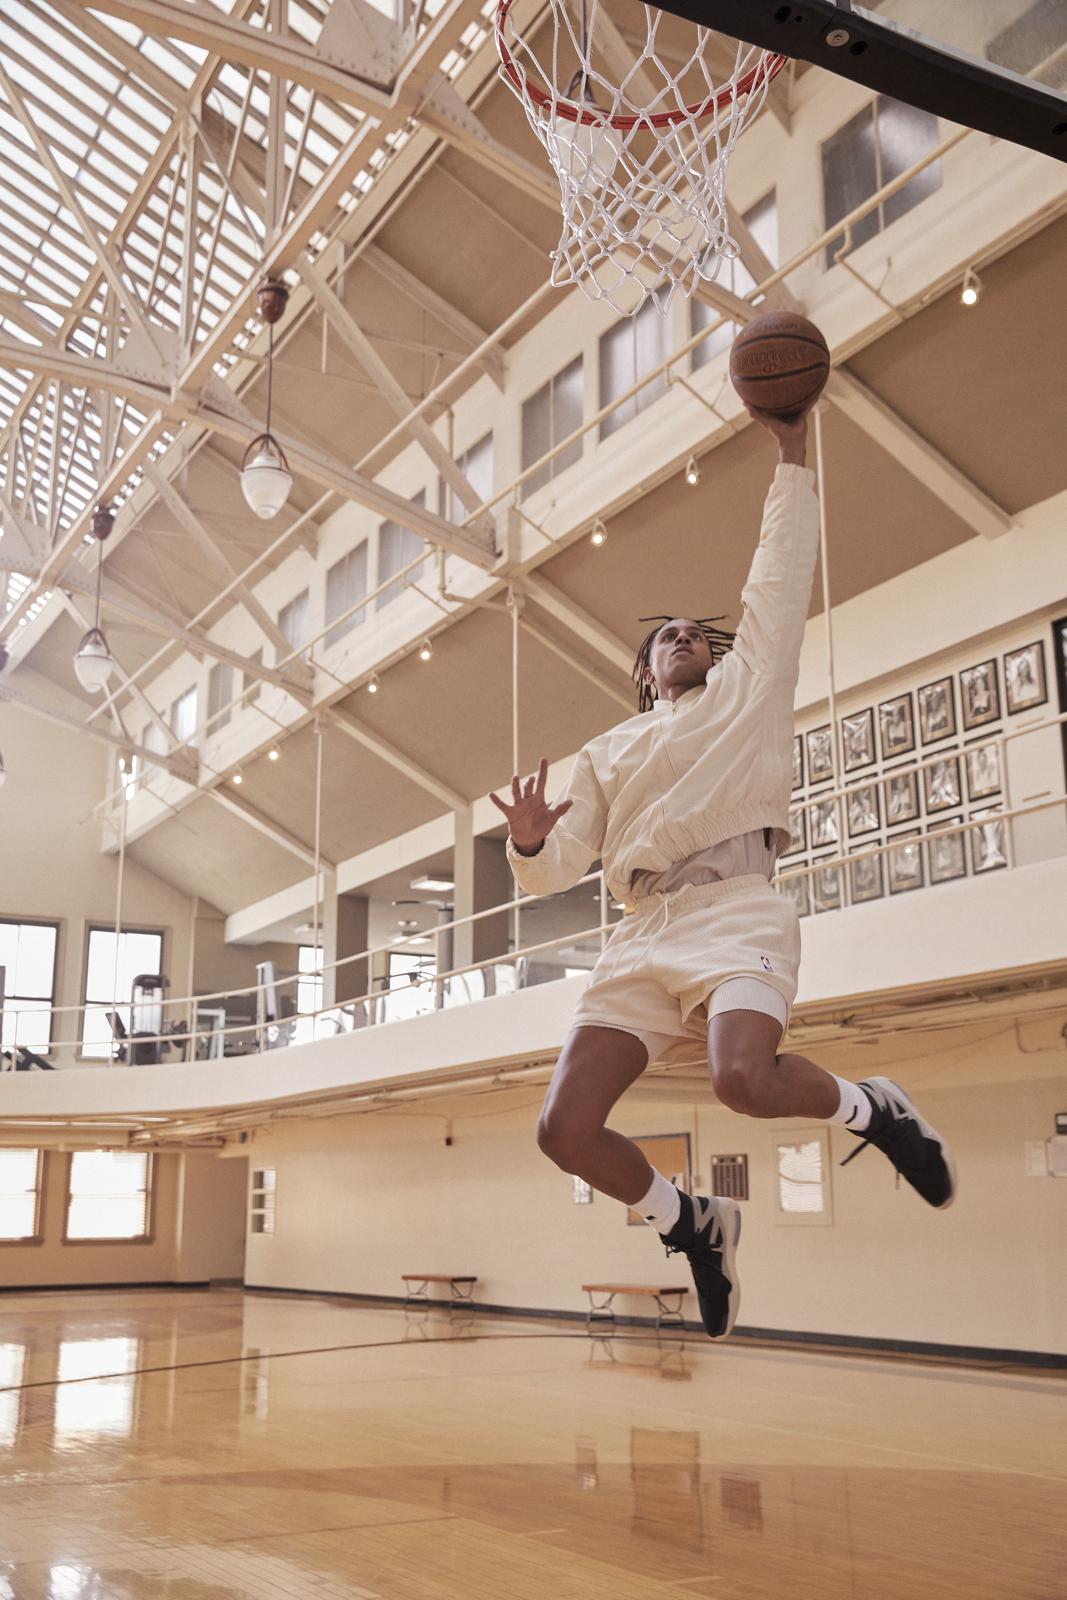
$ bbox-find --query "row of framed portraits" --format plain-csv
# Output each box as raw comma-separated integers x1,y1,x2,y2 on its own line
792,639,1048,787
778,809,1007,918
784,739,1002,854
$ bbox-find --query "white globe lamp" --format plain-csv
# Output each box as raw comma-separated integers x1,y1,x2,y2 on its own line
240,435,293,520
73,626,115,693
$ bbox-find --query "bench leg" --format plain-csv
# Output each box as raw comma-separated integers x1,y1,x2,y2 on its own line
653,1290,686,1331
449,1279,475,1309
404,1278,430,1306
586,1290,617,1331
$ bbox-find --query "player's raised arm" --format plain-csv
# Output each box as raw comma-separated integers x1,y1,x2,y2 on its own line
489,757,573,856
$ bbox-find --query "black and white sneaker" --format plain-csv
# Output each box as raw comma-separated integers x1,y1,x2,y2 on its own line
662,1192,741,1339
840,1077,957,1209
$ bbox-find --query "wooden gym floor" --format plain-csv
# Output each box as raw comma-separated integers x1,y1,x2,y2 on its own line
0,1288,1063,1599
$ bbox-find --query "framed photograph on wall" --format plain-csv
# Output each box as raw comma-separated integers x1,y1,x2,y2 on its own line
841,708,875,772
809,796,839,849
887,830,923,894
848,843,884,904
806,724,834,784
878,693,915,760
811,860,843,914
785,802,807,856
883,767,919,825
626,1133,692,1225
1004,642,1047,714
959,660,1000,730
923,755,962,815
965,740,1001,801
927,818,967,885
846,780,880,837
918,677,956,744
778,871,810,918
969,809,1008,874
792,734,804,791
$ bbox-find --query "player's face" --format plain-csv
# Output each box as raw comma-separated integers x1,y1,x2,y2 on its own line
646,619,712,697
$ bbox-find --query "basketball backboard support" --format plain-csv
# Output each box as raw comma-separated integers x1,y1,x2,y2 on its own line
642,1,1067,162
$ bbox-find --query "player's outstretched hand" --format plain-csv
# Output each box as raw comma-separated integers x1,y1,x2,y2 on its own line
489,757,572,853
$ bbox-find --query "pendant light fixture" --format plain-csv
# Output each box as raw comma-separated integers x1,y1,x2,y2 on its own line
73,504,116,694
241,279,293,520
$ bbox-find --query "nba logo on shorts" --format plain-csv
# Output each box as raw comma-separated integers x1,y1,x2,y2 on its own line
761,956,773,972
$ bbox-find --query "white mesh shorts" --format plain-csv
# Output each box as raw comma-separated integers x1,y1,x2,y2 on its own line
570,873,801,1061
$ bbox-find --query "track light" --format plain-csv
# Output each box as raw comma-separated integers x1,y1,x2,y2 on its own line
367,673,380,694
268,747,280,761
590,519,607,547
960,268,981,307
418,638,433,662
232,771,243,786
684,456,701,487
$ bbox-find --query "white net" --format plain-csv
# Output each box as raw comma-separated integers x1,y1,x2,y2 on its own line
496,0,784,314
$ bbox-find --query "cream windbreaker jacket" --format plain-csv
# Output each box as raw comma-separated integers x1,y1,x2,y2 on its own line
506,462,820,906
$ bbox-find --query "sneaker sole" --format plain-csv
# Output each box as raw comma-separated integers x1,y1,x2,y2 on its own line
867,1076,958,1209
711,1197,742,1338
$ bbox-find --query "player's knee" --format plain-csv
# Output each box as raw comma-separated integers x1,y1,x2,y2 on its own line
708,1055,776,1117
536,1108,585,1173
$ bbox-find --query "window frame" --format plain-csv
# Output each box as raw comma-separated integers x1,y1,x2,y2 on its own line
169,685,199,745
599,289,669,440
324,541,370,649
0,1148,45,1246
277,588,311,663
80,923,166,1063
207,660,235,733
0,916,60,1057
520,356,584,499
62,1150,155,1246
821,95,942,271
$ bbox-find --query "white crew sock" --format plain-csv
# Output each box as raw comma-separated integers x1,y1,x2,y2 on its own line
826,1075,873,1132
635,1168,681,1235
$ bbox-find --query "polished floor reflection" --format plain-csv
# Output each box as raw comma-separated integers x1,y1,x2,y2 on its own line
0,1289,1063,1598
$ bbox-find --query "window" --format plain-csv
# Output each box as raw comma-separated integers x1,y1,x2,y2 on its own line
0,1150,43,1240
324,543,369,648
66,1151,151,1240
0,919,58,1055
987,1,1067,88
692,192,778,369
170,686,198,744
447,433,494,524
207,661,235,732
377,492,427,611
250,1168,276,1234
600,289,669,438
296,944,323,1015
822,96,941,270
277,589,310,662
82,926,164,1059
243,649,263,708
521,357,583,498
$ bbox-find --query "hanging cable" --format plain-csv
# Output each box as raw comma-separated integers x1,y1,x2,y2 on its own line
813,404,844,855
110,780,127,1059
311,716,324,1030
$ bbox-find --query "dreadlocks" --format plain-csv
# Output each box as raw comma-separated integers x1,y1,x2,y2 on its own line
632,615,737,713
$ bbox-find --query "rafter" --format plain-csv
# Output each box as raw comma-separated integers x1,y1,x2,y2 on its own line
523,574,635,678
362,244,505,388
323,704,468,813
0,681,195,780
205,785,333,871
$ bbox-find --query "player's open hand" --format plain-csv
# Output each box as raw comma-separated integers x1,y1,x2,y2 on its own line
489,758,573,853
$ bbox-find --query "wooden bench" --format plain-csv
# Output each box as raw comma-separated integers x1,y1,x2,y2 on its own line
581,1283,689,1331
402,1273,478,1309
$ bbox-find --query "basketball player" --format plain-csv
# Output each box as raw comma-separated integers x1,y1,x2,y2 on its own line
491,401,956,1340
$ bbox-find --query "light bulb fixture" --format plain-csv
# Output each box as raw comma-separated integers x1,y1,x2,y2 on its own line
418,638,433,662
268,747,280,761
367,673,380,694
73,505,116,694
684,456,701,487
410,874,454,892
232,771,243,786
590,519,607,547
960,267,981,307
240,280,292,520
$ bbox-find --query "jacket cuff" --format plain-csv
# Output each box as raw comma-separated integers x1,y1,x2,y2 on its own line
774,462,816,487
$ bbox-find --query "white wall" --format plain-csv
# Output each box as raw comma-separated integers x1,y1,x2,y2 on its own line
241,1022,1067,1357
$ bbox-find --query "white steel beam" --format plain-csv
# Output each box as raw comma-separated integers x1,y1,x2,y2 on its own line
362,244,504,388
523,574,636,679
825,370,1012,541
301,255,489,521
323,704,468,813
205,786,333,871
0,681,195,780
518,617,634,713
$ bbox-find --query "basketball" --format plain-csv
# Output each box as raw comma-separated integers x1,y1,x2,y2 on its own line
729,312,831,418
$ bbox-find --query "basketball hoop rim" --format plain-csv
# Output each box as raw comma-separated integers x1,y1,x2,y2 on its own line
495,0,788,131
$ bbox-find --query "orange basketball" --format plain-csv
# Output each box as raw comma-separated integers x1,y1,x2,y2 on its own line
729,312,830,417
